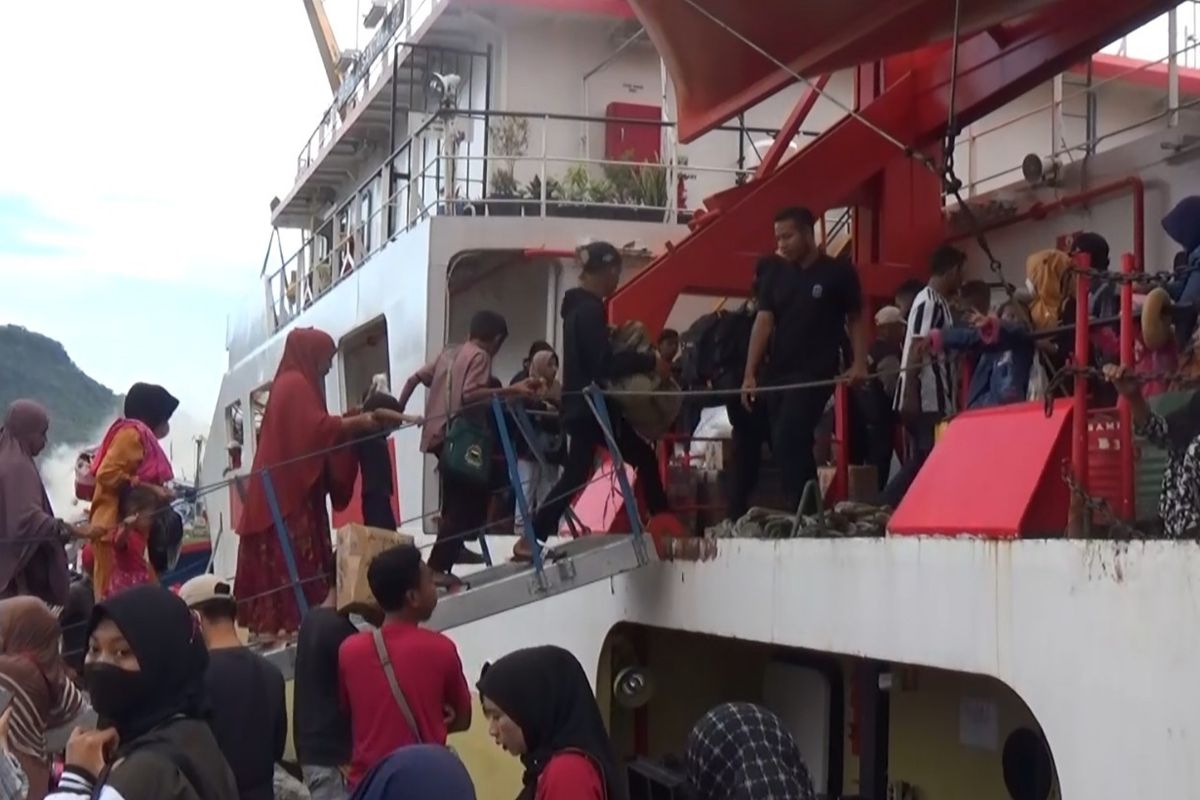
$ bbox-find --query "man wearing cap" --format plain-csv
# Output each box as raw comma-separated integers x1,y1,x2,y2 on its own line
180,574,287,800
1070,232,1121,405
1071,232,1118,320
527,241,672,548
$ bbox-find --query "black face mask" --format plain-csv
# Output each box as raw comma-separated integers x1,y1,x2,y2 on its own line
84,663,147,723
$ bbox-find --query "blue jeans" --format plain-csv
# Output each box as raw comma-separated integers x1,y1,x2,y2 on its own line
302,765,348,800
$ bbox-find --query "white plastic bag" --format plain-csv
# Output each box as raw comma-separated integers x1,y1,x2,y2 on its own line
1027,352,1050,401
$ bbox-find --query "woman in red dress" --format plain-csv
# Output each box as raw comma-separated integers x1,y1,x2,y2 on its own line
234,328,410,638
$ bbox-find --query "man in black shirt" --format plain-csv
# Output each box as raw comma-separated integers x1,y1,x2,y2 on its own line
529,241,672,545
293,586,358,800
742,207,867,512
180,574,287,800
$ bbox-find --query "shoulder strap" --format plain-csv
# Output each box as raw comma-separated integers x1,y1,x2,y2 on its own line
371,627,424,743
96,736,207,800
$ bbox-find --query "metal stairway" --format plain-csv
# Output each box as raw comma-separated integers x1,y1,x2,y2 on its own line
262,389,658,679
428,533,654,631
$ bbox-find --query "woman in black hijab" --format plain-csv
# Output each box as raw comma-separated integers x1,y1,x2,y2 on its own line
477,645,626,800
47,585,237,800
87,383,180,600
123,383,180,438
684,703,814,800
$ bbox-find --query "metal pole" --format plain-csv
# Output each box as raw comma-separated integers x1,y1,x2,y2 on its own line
389,43,399,154
834,382,849,503
483,45,493,198
1070,254,1091,538
540,115,548,217
1170,6,1180,127
1051,74,1065,153
1118,253,1136,520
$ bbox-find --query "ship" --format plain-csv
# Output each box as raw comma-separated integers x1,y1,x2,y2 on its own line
194,0,1200,797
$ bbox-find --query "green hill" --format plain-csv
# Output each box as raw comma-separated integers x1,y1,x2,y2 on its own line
0,325,119,446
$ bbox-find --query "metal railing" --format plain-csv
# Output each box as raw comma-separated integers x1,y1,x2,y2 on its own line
296,0,443,176
960,29,1200,197
264,106,823,330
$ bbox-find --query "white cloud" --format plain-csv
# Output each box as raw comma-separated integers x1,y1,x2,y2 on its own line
0,0,377,422
0,0,349,287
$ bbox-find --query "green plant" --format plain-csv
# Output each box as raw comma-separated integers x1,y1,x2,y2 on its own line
562,165,591,203
602,162,637,204
489,115,529,173
489,168,523,198
526,174,562,202
587,177,616,205
631,164,668,209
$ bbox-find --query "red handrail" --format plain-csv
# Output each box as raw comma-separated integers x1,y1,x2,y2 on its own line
1070,253,1092,536
1118,252,1136,519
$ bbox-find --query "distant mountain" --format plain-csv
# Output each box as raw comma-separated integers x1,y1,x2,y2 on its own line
0,325,120,447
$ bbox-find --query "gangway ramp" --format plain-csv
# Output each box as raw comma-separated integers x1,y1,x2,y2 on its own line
262,533,655,680
428,534,653,631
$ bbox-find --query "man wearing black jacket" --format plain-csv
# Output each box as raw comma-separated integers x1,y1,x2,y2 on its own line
528,242,671,544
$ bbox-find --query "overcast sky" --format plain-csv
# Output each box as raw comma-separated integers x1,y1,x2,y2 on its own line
0,2,1188,440
0,0,362,433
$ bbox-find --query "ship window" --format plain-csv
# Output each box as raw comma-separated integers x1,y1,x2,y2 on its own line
250,385,271,446
225,401,244,471
340,317,390,407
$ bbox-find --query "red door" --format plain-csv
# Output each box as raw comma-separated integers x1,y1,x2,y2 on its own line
605,102,662,163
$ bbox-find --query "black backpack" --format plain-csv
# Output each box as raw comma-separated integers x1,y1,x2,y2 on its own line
677,304,757,405
710,304,756,390
678,311,725,390
148,507,184,574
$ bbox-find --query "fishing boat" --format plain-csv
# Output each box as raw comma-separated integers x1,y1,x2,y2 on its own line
196,0,1200,796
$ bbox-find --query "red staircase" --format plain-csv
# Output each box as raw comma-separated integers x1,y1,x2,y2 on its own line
607,0,1178,332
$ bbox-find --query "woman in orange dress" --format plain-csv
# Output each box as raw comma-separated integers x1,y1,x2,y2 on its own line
87,383,178,600
234,328,411,638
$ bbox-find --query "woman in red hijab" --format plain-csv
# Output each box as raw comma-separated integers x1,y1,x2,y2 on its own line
234,328,411,638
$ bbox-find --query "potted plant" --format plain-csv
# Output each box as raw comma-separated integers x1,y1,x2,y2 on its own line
486,115,530,216
525,174,563,216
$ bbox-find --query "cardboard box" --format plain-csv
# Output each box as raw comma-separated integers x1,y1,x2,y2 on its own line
335,524,414,615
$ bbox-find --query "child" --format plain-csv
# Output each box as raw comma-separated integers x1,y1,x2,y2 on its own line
103,484,162,597
929,301,1040,409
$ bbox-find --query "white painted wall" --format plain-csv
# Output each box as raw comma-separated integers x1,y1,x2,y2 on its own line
441,536,1200,800
962,79,1195,196
499,17,663,188
953,121,1200,297
203,222,435,577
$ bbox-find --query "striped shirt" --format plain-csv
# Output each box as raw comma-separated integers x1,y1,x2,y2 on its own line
0,666,85,761
895,286,957,415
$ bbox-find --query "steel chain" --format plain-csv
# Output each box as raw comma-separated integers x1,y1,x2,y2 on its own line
1067,262,1200,287
1042,365,1200,417
1059,461,1145,539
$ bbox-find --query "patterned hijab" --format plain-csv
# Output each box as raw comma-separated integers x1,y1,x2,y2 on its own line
0,597,71,759
685,703,815,800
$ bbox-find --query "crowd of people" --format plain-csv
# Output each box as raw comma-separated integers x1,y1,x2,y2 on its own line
0,194,1197,799
0,539,822,799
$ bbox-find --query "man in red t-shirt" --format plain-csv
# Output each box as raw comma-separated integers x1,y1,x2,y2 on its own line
337,544,472,786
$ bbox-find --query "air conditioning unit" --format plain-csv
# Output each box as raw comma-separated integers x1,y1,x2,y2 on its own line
363,0,388,29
